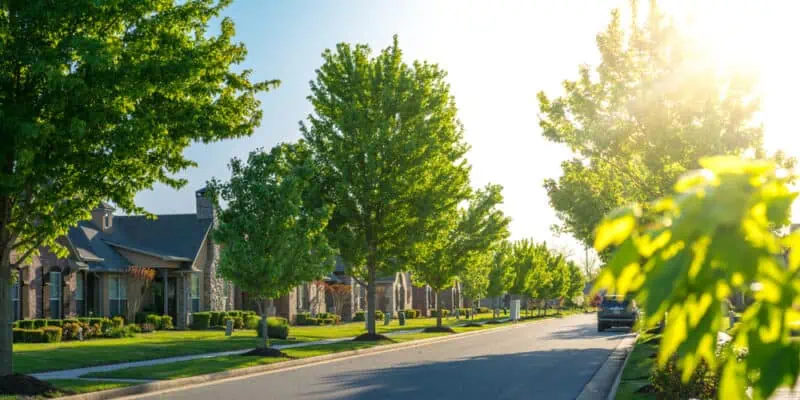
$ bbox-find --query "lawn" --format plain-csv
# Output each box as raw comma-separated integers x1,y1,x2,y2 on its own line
82,318,522,381
15,308,581,375
13,329,295,375
0,379,134,400
614,332,660,400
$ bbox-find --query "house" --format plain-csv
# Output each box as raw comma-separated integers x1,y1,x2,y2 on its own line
412,282,465,316
9,188,236,329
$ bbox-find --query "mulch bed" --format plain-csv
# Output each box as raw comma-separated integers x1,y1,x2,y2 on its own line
353,333,395,342
422,326,456,333
485,320,505,325
462,322,484,327
241,347,293,358
0,374,71,398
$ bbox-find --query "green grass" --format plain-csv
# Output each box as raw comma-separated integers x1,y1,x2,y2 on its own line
15,308,582,376
13,329,295,374
0,379,134,399
614,332,660,400
84,340,393,380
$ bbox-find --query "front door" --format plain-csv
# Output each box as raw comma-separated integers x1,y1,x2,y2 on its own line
153,276,178,321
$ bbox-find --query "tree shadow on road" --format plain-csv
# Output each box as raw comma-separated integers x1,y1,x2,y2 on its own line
541,324,636,341
308,348,616,400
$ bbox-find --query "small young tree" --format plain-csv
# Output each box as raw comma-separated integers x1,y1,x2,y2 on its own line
486,242,515,317
127,266,156,320
209,142,335,350
412,184,510,329
509,239,550,317
326,283,352,320
539,252,569,315
459,251,493,315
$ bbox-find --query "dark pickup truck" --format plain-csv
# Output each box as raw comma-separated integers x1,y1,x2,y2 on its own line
597,295,639,332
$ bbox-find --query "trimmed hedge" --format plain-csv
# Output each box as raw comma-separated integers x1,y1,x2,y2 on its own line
112,316,125,329
32,319,47,329
223,316,244,329
256,317,289,340
13,329,44,343
18,320,34,330
404,309,419,319
42,327,62,343
476,306,489,314
210,311,224,327
431,309,450,317
191,312,212,330
352,310,387,322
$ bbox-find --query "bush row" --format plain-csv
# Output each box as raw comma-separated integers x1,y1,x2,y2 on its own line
189,310,257,330
352,310,386,322
403,309,422,319
296,312,341,326
244,316,290,339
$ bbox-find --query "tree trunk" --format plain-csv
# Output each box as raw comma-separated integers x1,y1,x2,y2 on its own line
0,203,13,376
260,299,270,348
366,265,376,335
436,289,443,328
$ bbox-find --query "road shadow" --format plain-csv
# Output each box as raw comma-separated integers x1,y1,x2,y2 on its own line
543,323,635,341
308,348,614,400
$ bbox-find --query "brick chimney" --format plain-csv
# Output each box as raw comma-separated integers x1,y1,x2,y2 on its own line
90,202,115,232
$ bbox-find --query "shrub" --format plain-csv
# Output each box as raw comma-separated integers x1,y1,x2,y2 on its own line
139,323,156,333
134,312,150,324
296,312,313,326
62,318,79,325
146,314,162,330
160,315,174,329
106,326,136,338
210,311,224,327
257,317,289,340
112,316,125,328
18,320,34,330
226,311,242,319
191,312,212,330
375,310,385,320
432,309,449,317
45,319,63,327
477,307,489,313
222,316,243,329
13,329,44,343
316,313,341,324
62,322,81,341
128,324,142,333
32,319,47,329
100,319,113,333
242,311,257,325
42,327,62,343
245,316,259,330
353,311,366,321
404,309,417,319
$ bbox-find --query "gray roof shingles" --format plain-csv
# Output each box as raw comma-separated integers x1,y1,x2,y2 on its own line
66,214,211,272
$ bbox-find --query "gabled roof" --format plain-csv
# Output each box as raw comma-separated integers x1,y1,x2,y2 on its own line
104,214,212,262
66,213,212,272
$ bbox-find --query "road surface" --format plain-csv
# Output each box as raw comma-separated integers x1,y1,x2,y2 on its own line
134,313,631,400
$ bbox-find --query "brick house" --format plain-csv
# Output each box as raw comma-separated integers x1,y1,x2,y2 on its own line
10,188,236,329
412,282,464,317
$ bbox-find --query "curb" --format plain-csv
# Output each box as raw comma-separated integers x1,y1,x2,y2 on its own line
576,333,637,400
56,318,547,400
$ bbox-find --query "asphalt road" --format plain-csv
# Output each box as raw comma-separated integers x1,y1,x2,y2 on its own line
134,313,631,400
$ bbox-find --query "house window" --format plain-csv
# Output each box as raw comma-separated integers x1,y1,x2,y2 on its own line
75,274,85,316
190,274,200,313
11,281,19,321
109,275,127,317
49,272,61,319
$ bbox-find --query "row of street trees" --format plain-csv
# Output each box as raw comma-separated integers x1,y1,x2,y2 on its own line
482,239,585,318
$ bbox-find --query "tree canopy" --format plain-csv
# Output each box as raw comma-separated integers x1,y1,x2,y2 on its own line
0,0,275,375
538,1,769,255
594,156,798,400
209,142,335,347
301,35,472,334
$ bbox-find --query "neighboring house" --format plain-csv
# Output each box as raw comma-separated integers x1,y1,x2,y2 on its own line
9,188,235,329
413,283,466,316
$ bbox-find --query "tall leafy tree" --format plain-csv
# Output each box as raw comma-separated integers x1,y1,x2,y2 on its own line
486,241,515,317
565,261,586,305
508,239,550,315
459,251,492,310
538,1,769,255
301,35,471,335
412,184,511,328
0,0,275,375
539,252,569,314
208,142,335,349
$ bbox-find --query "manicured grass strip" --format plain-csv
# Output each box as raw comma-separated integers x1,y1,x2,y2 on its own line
84,341,393,380
614,332,660,400
13,330,294,375
46,379,136,394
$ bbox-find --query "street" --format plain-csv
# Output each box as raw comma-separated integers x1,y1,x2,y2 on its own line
133,313,632,400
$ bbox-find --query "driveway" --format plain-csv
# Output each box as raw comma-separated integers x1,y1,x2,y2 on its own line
131,313,632,400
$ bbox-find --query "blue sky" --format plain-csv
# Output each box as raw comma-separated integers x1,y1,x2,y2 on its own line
133,1,799,261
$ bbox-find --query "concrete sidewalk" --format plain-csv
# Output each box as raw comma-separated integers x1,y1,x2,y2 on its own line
32,328,424,381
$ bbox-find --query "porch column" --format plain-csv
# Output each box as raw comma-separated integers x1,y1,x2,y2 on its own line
162,269,169,315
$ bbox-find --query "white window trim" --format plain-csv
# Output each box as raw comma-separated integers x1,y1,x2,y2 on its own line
49,271,61,319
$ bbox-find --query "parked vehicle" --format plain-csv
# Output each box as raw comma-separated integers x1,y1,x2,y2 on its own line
597,295,639,332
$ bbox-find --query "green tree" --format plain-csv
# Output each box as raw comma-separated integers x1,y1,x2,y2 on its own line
539,252,569,315
508,239,550,316
0,1,275,375
459,251,492,311
538,1,767,255
301,35,471,335
565,260,586,307
208,142,334,349
486,241,515,317
594,156,798,400
412,184,511,328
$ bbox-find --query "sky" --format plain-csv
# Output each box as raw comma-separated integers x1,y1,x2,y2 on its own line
133,1,800,263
